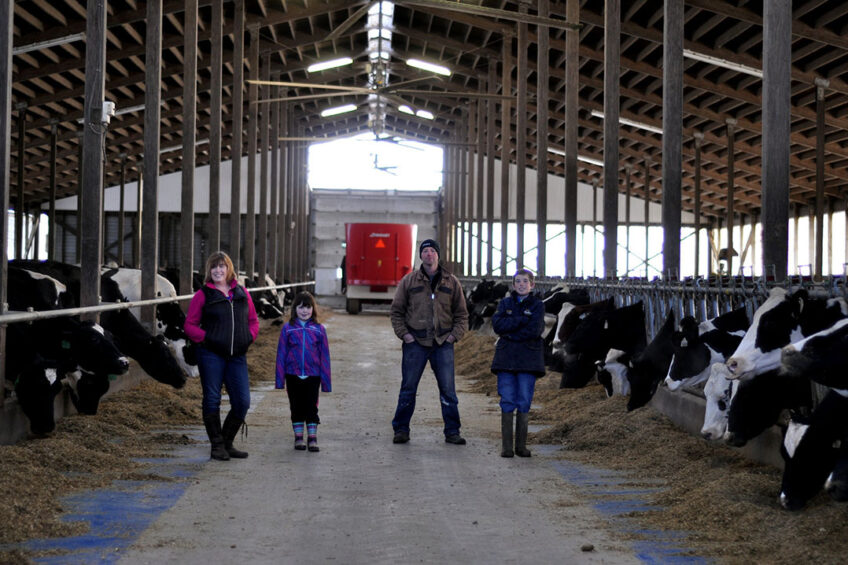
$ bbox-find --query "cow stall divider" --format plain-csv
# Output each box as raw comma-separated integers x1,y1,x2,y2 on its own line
0,280,314,446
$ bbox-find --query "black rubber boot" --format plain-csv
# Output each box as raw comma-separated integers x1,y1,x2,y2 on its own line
203,412,230,461
515,412,532,458
501,412,514,458
222,412,249,459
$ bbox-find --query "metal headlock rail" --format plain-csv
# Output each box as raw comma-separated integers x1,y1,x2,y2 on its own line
0,281,315,408
459,274,848,341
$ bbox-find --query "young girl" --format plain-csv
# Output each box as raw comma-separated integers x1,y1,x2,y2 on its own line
490,269,546,458
275,292,332,452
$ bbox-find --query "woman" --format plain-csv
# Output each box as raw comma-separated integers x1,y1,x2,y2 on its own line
185,251,259,460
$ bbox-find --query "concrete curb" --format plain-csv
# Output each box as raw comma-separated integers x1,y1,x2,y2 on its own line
650,386,784,469
1,362,151,445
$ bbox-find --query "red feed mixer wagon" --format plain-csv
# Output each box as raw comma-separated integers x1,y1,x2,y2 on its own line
343,223,417,314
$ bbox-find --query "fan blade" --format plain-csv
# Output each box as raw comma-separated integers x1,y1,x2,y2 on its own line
254,92,364,104
247,80,371,93
325,2,373,42
380,75,444,92
393,89,517,100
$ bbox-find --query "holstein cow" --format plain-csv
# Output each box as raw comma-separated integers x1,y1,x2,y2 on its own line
549,297,615,385
702,288,847,443
465,279,509,331
725,288,848,380
700,363,738,441
103,267,199,378
723,369,812,447
239,273,287,319
7,266,130,431
664,307,748,392
778,390,848,511
559,300,646,389
12,260,186,389
624,309,677,411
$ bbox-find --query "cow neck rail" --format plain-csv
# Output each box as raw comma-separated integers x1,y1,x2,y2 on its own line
0,281,314,325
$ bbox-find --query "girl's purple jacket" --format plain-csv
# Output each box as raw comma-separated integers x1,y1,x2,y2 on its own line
275,320,332,392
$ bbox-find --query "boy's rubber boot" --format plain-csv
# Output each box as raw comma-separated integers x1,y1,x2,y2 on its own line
515,412,532,458
203,412,230,461
222,412,248,458
501,412,514,458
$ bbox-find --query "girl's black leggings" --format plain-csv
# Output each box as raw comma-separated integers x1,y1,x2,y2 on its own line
285,374,321,424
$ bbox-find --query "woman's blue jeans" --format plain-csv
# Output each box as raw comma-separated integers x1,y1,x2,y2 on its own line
392,340,461,437
197,347,251,420
497,371,537,413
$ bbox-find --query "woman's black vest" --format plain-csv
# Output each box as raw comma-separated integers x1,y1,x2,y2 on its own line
200,284,252,358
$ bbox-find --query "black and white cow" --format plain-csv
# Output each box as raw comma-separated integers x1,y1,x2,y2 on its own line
778,390,848,511
559,300,646,389
103,267,198,378
725,288,848,380
240,273,287,319
623,310,677,411
723,369,812,447
12,260,186,390
702,288,847,442
465,279,509,331
664,307,748,392
7,265,130,431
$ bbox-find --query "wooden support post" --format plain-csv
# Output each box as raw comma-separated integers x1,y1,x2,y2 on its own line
603,0,621,279
80,0,108,318
181,0,198,302
230,0,245,272
141,0,163,329
208,0,223,253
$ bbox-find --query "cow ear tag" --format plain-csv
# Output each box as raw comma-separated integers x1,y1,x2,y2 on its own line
61,340,71,350
108,374,118,381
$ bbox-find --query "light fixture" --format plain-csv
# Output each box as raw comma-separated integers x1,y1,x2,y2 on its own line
398,105,414,115
406,58,451,77
13,32,85,55
415,109,434,120
548,147,604,167
307,57,353,73
683,48,762,78
320,104,357,117
590,110,663,135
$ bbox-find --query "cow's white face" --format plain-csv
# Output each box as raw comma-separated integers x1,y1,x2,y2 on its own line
168,338,199,378
701,363,737,440
726,288,790,379
551,302,577,347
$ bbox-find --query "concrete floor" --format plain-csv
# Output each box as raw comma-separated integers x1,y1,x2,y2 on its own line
114,311,643,565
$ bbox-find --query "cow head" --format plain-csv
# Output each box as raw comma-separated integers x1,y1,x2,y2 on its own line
781,318,848,390
64,370,111,415
700,363,737,441
723,370,811,447
66,321,130,377
626,310,675,412
14,361,63,436
725,288,804,380
137,334,187,389
779,391,848,511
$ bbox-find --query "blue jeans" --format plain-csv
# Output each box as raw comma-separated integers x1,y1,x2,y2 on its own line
392,340,461,437
497,371,537,413
197,347,251,420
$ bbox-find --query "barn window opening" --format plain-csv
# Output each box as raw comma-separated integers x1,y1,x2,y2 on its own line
307,133,443,191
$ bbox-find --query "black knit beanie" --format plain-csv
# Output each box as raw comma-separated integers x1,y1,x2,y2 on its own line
419,239,440,257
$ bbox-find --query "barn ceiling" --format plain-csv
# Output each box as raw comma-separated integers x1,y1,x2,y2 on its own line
9,0,848,224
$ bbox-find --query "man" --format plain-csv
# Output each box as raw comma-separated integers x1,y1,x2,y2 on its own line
390,239,469,445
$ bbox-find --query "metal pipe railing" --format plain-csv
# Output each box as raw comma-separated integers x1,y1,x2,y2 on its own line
0,281,313,408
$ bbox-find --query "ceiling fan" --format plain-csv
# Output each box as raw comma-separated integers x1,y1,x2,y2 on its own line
371,153,398,175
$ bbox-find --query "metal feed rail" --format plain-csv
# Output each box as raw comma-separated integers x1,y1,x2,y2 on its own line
0,281,314,408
